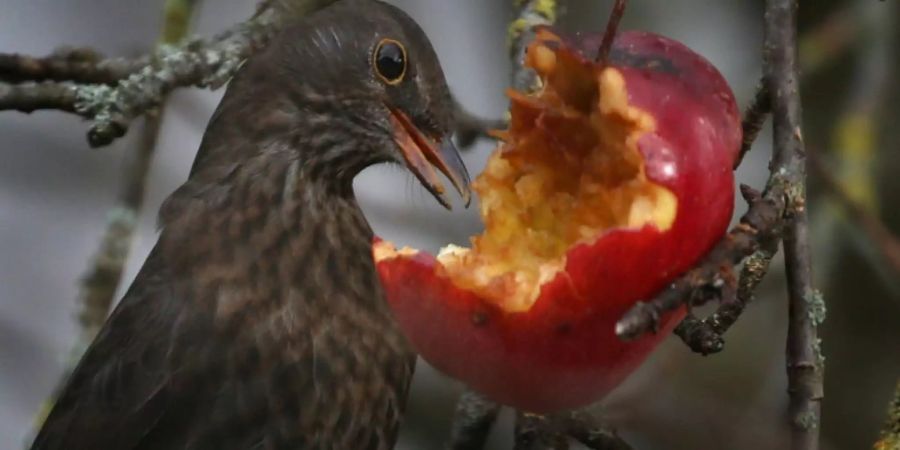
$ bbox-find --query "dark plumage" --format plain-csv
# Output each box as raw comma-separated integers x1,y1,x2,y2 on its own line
30,1,468,449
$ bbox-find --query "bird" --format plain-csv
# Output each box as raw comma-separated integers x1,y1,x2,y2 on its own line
30,1,470,449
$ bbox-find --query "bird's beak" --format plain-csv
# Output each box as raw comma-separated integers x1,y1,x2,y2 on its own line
388,108,471,209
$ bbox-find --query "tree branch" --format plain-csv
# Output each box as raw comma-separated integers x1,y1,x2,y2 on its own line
616,185,783,340
511,410,633,450
595,0,627,66
617,3,825,446
0,0,341,148
453,100,505,149
0,48,145,85
447,391,502,450
508,0,557,92
674,228,779,355
514,412,568,450
0,81,81,114
77,0,197,345
75,6,280,147
565,411,633,450
672,0,895,354
735,82,771,169
27,0,199,441
875,380,900,450
765,1,824,447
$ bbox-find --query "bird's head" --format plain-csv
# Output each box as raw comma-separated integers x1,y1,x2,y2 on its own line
232,0,470,209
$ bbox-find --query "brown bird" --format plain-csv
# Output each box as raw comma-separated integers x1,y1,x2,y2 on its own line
30,1,469,449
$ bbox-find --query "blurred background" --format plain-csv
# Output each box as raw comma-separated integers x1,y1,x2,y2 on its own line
0,0,897,449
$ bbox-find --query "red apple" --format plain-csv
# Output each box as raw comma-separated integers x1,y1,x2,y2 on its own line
375,28,741,413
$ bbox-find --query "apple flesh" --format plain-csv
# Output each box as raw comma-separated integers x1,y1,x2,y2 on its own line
375,28,741,413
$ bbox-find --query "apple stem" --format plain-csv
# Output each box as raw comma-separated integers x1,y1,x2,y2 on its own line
596,0,628,65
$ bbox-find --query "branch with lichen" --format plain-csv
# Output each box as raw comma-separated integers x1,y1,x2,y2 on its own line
447,391,502,450
875,380,900,450
616,183,784,341
0,81,82,115
0,0,340,148
0,48,145,85
618,2,825,449
512,410,633,450
26,0,202,441
508,0,557,92
75,0,198,367
734,81,770,169
76,5,276,147
686,0,896,355
674,235,778,355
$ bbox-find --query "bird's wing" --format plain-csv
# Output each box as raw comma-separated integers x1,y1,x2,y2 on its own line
29,244,215,450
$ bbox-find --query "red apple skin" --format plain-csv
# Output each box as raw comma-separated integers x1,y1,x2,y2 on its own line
376,30,741,413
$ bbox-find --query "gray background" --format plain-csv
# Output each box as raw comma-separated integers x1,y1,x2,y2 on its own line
1,1,897,449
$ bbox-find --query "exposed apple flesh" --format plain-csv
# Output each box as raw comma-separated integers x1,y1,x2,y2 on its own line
437,52,678,313
375,28,741,413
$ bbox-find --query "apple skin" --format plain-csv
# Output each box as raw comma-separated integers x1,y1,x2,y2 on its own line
376,29,741,413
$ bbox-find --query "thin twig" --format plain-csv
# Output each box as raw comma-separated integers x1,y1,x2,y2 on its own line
735,82,771,169
75,111,165,350
765,0,823,447
673,265,737,355
454,100,505,149
508,0,558,92
27,0,200,441
76,7,279,147
679,0,896,354
76,0,196,341
0,0,340,148
674,236,778,355
0,49,145,84
595,0,628,66
875,380,900,450
510,410,633,450
79,0,340,147
514,412,568,450
616,185,782,340
0,81,81,114
566,411,633,450
447,390,502,450
616,1,824,445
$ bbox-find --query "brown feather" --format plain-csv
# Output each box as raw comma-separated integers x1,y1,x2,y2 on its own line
28,0,465,448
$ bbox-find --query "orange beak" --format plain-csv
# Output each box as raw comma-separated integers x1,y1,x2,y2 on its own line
388,108,471,209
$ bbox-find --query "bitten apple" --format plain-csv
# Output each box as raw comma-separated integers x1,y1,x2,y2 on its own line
375,28,741,413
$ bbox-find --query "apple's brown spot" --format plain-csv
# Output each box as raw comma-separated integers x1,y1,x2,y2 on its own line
555,322,572,335
435,34,677,313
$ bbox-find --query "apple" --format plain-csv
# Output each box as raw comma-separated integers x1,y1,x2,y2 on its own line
375,27,741,413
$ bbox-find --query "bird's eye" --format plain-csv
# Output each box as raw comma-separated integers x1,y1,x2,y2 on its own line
373,39,407,85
